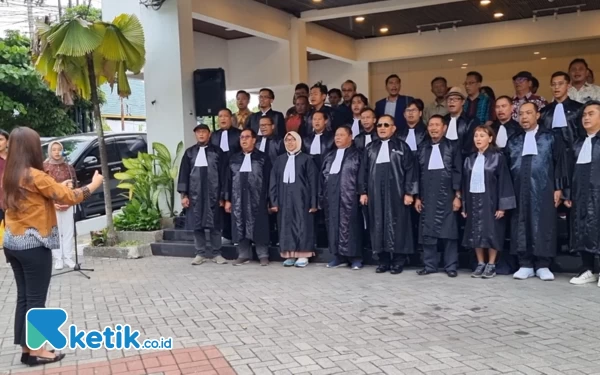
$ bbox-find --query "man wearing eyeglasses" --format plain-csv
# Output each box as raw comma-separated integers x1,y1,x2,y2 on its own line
540,71,584,165
444,87,480,158
511,71,547,121
247,88,286,137
224,129,272,266
397,99,429,154
463,71,493,127
359,115,418,275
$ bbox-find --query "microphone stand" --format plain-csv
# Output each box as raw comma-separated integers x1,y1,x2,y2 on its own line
52,166,94,279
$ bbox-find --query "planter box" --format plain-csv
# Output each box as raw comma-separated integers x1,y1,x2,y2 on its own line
83,244,152,259
84,230,163,259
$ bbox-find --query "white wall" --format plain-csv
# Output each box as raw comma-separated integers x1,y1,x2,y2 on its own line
193,32,229,75
308,59,370,100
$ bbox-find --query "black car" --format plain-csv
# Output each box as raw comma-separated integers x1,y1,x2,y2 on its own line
42,132,148,221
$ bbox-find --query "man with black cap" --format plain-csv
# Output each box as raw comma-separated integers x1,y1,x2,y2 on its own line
178,124,228,266
511,71,547,121
444,86,480,159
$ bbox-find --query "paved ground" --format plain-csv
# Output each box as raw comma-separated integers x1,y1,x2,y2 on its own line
1,256,600,375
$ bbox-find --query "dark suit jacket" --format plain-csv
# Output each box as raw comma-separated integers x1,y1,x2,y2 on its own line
375,95,414,129
247,109,286,138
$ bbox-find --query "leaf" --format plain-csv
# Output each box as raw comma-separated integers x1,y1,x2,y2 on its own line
49,19,104,57
116,182,134,190
114,172,132,180
152,142,171,162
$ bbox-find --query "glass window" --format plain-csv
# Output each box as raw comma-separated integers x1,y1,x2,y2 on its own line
42,137,92,163
116,137,147,159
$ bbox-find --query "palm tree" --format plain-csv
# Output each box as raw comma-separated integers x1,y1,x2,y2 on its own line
35,13,145,245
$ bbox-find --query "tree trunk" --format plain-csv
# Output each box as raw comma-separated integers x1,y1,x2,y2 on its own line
86,54,117,246
57,0,63,19
26,0,34,41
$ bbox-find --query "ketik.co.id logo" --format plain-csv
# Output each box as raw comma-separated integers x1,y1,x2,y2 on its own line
26,308,173,350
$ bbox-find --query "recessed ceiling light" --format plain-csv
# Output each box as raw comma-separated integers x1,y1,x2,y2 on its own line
462,63,468,66
312,0,322,2
533,51,540,55
225,28,233,31
541,57,547,60
380,27,389,33
355,16,365,22
448,58,454,62
461,66,467,69
494,12,504,18
480,0,491,5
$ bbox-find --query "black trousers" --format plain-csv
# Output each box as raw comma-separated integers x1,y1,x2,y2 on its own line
423,239,458,272
4,246,53,347
580,252,599,273
518,253,552,269
378,252,407,266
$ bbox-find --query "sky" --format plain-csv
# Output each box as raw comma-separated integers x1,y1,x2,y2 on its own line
0,0,103,37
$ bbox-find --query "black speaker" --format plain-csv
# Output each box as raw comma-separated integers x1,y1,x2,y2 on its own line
193,68,226,117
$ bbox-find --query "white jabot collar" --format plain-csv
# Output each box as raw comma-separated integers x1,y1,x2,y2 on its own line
576,133,596,164
552,103,568,129
240,152,252,172
375,139,390,164
330,148,345,174
496,124,508,148
219,129,230,152
259,137,267,152
469,152,486,193
351,119,360,139
194,145,208,167
283,153,296,183
406,128,418,151
446,116,459,140
428,143,445,170
522,126,539,156
310,133,322,155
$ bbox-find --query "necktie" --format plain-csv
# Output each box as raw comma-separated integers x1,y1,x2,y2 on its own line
576,134,595,164
376,140,390,164
446,117,459,140
259,137,266,152
330,149,345,174
351,119,360,139
240,153,252,172
194,146,208,167
428,144,445,170
552,103,568,128
496,125,508,148
220,130,230,152
469,153,486,193
522,130,538,156
283,154,296,183
365,134,372,146
406,128,418,151
310,134,322,155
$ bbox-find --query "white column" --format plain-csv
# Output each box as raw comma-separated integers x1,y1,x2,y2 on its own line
289,19,308,84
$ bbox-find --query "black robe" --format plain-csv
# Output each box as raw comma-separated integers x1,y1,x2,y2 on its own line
416,138,462,243
539,98,584,150
210,128,242,162
396,121,429,153
302,131,335,171
177,144,223,231
269,152,319,251
354,130,379,151
567,136,600,255
444,112,480,157
321,146,363,257
461,149,516,250
504,127,568,257
223,151,271,245
305,106,339,134
256,135,285,164
247,109,286,137
359,138,418,254
491,119,521,148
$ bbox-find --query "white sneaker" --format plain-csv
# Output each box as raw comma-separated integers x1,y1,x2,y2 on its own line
63,258,76,269
570,270,599,285
536,267,555,281
513,267,535,280
54,259,64,270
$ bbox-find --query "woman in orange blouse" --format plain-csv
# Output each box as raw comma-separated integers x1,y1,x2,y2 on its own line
3,127,103,367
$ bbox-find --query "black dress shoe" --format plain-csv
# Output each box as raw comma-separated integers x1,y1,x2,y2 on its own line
390,265,404,275
21,350,55,364
417,268,433,276
27,353,65,367
447,270,458,278
376,264,390,273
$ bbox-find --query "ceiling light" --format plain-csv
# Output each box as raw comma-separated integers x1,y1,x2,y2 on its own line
379,27,389,33
225,28,233,31
417,27,422,35
435,26,440,33
312,0,322,2
355,16,365,22
480,0,491,5
541,57,547,60
494,12,504,18
461,66,467,69
448,58,454,62
462,63,468,66
533,51,540,55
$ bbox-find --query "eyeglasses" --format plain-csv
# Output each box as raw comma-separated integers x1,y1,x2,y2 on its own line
240,135,253,140
514,77,528,83
377,123,392,128
447,97,462,103
550,81,567,88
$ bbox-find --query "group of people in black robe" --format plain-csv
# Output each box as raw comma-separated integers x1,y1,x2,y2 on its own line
177,72,600,285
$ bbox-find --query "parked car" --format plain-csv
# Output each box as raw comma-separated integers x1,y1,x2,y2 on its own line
42,132,148,221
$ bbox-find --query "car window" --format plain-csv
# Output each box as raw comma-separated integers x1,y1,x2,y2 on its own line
116,137,147,159
42,138,92,163
84,140,120,164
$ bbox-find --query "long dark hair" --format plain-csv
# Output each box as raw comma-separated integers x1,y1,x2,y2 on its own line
3,127,44,210
473,124,498,150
